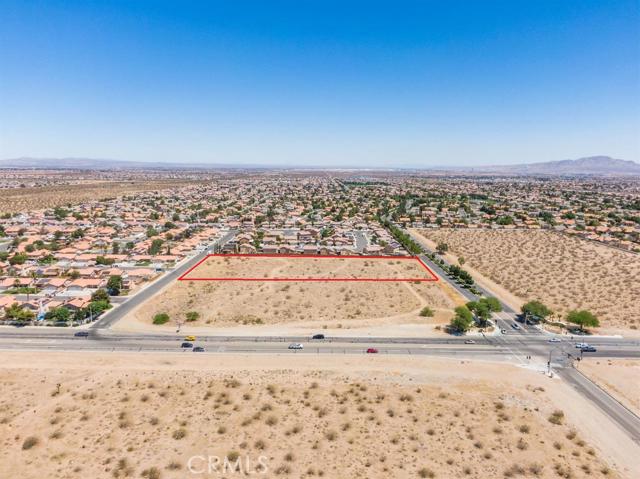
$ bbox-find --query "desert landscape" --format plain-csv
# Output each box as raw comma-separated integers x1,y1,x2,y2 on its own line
0,179,200,214
181,255,436,281
0,351,629,479
122,256,462,332
413,229,640,331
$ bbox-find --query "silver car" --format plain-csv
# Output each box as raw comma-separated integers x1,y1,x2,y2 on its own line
288,343,304,350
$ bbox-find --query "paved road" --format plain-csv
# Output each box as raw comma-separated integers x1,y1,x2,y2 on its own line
557,367,640,444
90,230,237,329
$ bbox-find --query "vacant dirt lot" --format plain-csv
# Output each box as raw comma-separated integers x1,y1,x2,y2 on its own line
182,255,435,280
0,180,199,214
0,352,627,478
581,359,640,416
124,256,462,333
414,229,640,331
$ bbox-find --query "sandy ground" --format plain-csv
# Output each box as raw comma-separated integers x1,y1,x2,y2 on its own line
0,180,199,214
182,256,435,280
118,257,465,335
0,351,634,478
413,229,640,333
580,359,640,416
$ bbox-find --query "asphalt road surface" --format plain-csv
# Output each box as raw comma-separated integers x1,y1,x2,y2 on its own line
90,230,237,329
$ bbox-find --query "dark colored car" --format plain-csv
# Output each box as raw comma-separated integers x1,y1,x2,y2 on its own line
580,346,597,353
74,331,89,337
181,342,193,348
193,346,205,352
312,334,325,340
366,348,379,354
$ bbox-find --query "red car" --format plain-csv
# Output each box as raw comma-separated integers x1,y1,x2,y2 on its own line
366,348,379,354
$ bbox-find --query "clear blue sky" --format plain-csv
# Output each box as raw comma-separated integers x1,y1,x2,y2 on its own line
1,0,639,167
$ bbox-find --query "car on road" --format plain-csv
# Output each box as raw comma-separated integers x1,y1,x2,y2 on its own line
464,339,475,344
288,343,304,350
580,346,597,353
181,342,193,348
366,348,379,354
511,323,521,330
193,346,205,352
311,334,325,340
548,338,561,343
184,335,196,342
74,331,89,337
500,329,507,334
575,342,590,349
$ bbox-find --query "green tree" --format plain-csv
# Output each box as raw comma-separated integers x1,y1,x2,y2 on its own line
185,311,200,322
91,288,110,303
566,310,599,332
148,238,164,255
9,253,28,265
107,275,123,295
483,297,502,313
153,313,170,325
521,300,552,321
4,303,35,321
436,242,449,255
46,307,71,322
95,255,115,266
449,306,473,333
466,300,491,327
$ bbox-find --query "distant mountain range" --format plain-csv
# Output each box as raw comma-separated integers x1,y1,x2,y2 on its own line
1,155,639,176
0,157,253,170
454,156,640,176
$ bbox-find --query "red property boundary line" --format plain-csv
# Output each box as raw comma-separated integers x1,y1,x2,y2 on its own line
178,254,439,282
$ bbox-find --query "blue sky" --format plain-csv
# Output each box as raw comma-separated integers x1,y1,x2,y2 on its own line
1,0,639,167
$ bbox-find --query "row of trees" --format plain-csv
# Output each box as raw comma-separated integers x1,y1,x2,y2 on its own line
448,298,599,334
380,220,423,255
3,288,113,324
520,300,599,331
448,297,503,333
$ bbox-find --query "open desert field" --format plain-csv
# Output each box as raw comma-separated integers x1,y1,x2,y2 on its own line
0,179,200,214
580,359,640,417
121,256,463,333
0,351,632,479
181,255,436,281
413,229,640,331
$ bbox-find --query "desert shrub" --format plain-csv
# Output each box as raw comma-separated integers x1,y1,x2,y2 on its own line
418,467,436,478
419,306,435,317
152,313,170,325
172,428,186,440
548,410,565,425
141,467,161,479
22,436,39,450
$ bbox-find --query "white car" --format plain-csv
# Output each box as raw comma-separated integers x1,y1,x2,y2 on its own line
548,338,561,343
464,339,475,344
575,342,590,349
288,343,304,350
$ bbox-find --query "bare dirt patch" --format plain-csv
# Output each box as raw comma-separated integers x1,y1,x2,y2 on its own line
414,229,640,331
0,352,627,478
122,256,463,332
0,180,200,214
181,255,435,281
